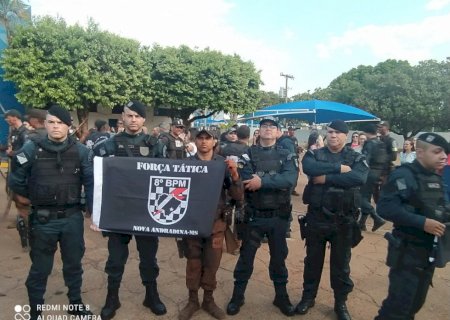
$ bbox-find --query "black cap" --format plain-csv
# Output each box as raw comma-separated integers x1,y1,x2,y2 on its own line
236,125,250,139
4,109,22,119
228,127,237,134
172,118,184,127
362,123,378,135
328,119,349,134
259,117,279,128
196,129,217,139
417,133,449,153
125,100,146,118
47,104,72,126
95,119,107,130
377,120,390,128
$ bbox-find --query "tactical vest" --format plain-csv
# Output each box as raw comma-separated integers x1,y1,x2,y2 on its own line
10,125,28,151
368,139,388,170
164,133,186,159
114,134,153,157
407,162,449,222
28,139,82,207
246,145,290,210
307,147,360,214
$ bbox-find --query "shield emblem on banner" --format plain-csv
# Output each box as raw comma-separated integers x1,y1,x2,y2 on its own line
147,176,191,225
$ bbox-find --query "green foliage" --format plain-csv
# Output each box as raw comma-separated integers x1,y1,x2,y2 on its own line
2,16,151,111
324,59,449,137
258,90,282,107
145,45,262,123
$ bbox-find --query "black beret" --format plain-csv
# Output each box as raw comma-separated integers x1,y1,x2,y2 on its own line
362,123,378,135
95,119,107,130
4,109,22,119
125,100,146,118
417,133,449,153
328,119,349,134
259,117,279,128
47,104,72,126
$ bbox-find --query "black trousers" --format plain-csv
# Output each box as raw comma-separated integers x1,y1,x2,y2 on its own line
376,240,434,319
233,216,289,286
302,220,353,301
105,233,159,289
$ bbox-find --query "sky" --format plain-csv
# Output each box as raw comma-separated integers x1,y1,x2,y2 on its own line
30,0,450,97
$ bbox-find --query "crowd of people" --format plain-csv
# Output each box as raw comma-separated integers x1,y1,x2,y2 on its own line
2,103,450,320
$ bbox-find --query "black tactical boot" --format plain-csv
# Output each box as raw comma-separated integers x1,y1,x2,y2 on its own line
295,298,315,315
143,282,167,315
273,285,295,316
67,300,93,317
179,290,200,320
334,300,352,320
101,288,121,320
30,305,42,320
358,215,368,231
226,283,247,316
372,214,386,232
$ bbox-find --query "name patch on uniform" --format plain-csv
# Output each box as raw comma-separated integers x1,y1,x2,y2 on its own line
427,183,441,189
16,152,28,165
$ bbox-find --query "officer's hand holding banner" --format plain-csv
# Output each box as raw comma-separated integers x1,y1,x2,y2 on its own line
92,157,226,237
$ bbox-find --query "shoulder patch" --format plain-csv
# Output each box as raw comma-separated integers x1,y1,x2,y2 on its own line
16,152,28,165
395,178,407,191
242,153,250,161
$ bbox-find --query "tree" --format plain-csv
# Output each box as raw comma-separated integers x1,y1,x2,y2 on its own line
0,0,30,43
258,90,282,107
326,59,449,138
1,16,151,137
145,45,262,126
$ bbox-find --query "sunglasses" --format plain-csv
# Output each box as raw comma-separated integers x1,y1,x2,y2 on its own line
175,125,185,129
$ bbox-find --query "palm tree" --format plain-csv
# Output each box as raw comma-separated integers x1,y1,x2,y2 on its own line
0,0,31,44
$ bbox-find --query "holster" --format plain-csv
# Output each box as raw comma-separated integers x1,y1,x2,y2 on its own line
234,206,247,240
351,221,363,248
298,214,307,240
16,216,29,248
384,232,403,268
225,226,239,254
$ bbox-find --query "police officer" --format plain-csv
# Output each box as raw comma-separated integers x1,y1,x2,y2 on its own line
226,117,298,317
8,105,94,320
375,133,449,320
296,120,368,320
157,118,187,159
179,129,244,320
92,100,166,319
374,121,398,203
358,123,387,232
4,109,30,249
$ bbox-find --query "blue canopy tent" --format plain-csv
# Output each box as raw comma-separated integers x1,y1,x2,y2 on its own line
239,100,379,124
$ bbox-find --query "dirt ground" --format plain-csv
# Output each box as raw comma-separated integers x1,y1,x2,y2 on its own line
1,173,449,320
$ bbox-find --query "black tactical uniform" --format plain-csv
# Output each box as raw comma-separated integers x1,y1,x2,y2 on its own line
227,143,298,316
359,128,387,232
298,144,368,319
93,130,165,318
157,131,186,159
8,133,93,319
376,140,450,320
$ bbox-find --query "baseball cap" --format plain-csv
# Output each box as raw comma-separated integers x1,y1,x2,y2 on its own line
172,118,185,127
196,129,217,139
377,121,390,128
259,117,279,128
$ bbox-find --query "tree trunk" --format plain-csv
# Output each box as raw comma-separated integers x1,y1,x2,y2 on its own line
76,107,90,142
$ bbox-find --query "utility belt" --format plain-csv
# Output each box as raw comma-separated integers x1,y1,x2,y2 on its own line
247,205,290,219
31,205,80,223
